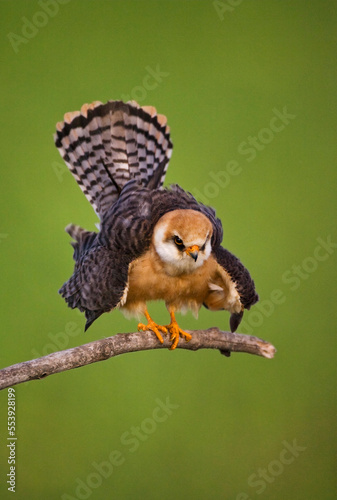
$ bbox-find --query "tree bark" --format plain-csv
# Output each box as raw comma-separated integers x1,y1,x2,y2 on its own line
0,328,275,391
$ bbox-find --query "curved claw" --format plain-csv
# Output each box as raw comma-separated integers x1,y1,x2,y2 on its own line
138,321,167,344
165,309,192,350
167,325,192,350
138,309,191,350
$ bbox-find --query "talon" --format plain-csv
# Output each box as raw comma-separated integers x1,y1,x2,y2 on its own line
170,331,180,350
138,309,191,350
182,331,192,342
138,311,167,344
165,309,192,350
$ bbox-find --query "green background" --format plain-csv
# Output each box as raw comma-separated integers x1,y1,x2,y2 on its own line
0,1,336,499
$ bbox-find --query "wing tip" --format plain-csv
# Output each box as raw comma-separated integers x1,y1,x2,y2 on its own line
84,310,103,331
230,311,244,332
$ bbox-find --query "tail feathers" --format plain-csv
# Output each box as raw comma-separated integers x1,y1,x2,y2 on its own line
54,100,173,218
145,158,169,190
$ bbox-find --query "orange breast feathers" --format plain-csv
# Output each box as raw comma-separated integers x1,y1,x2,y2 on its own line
121,245,242,318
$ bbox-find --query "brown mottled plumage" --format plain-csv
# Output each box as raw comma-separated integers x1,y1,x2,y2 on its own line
55,100,258,349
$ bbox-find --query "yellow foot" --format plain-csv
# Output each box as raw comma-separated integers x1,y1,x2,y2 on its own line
138,311,168,344
164,318,192,350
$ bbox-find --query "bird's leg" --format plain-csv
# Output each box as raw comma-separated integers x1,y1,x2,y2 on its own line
138,309,168,344
164,308,192,350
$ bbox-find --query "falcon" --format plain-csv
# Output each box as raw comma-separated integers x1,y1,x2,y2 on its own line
55,100,258,350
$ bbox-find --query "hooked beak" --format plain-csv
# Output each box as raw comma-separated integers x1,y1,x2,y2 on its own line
185,245,199,262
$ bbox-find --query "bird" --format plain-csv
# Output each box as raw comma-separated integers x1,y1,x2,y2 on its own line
54,100,259,350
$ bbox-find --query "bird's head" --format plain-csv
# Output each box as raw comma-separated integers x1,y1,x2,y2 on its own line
153,209,213,275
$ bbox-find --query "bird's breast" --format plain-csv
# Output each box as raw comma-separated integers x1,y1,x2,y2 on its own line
122,248,218,312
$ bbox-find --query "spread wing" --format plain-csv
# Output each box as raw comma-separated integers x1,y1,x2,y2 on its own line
56,100,255,333
59,181,225,330
59,180,155,330
58,226,131,330
212,245,259,331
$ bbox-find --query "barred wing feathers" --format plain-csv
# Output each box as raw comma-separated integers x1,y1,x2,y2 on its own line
54,100,172,217
58,182,226,331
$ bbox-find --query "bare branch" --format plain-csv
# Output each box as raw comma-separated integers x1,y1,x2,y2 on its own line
0,329,276,391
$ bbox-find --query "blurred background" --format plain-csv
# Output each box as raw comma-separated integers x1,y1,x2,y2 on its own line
0,1,336,499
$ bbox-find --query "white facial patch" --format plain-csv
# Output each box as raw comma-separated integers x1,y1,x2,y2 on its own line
153,222,212,275
153,223,177,264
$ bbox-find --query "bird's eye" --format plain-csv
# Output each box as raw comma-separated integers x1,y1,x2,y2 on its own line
174,236,184,246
